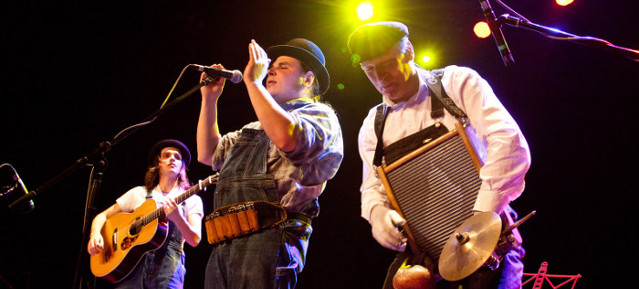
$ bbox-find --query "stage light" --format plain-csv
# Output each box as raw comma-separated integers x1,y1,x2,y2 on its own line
417,49,438,68
556,0,574,6
337,83,345,90
473,21,491,39
356,2,374,21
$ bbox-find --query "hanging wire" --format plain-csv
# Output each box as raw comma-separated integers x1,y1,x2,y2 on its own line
494,0,639,62
112,64,192,142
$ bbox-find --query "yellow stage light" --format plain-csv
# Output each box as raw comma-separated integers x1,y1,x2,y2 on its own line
356,2,374,21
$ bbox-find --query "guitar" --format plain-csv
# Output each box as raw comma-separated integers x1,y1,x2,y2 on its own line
90,174,218,283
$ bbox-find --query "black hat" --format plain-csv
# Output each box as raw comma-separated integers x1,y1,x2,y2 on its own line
347,21,409,64
267,38,330,95
148,139,191,168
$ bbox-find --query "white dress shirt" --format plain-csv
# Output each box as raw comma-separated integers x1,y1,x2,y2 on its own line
358,65,531,221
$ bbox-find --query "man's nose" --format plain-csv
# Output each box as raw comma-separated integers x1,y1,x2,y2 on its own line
369,68,382,81
374,65,388,78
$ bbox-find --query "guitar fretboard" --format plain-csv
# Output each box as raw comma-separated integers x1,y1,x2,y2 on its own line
132,174,219,228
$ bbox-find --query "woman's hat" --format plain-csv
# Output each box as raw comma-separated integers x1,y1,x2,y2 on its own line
148,139,191,168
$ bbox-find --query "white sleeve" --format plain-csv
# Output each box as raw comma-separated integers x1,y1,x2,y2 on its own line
442,66,531,213
358,107,391,222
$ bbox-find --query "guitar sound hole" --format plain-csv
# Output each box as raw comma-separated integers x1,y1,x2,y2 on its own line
121,235,138,251
129,219,141,235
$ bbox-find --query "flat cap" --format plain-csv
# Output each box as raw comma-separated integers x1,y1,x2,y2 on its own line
347,21,409,64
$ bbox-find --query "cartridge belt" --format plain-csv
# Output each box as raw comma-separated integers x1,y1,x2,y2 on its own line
204,201,290,245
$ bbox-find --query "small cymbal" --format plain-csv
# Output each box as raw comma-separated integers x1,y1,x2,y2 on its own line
438,212,502,281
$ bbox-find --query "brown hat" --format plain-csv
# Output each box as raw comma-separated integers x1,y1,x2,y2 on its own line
267,38,330,95
347,21,409,64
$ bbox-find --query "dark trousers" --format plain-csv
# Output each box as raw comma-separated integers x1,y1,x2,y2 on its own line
383,246,525,289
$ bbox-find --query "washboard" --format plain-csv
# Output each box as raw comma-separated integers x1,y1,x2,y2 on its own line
376,121,483,262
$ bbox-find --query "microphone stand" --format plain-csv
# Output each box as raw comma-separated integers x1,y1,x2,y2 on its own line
8,76,215,289
497,14,639,62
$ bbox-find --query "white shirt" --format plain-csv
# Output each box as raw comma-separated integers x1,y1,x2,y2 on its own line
116,185,204,222
358,65,531,221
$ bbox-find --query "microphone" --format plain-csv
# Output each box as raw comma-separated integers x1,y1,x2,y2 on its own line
1,166,35,214
479,0,514,66
191,64,243,83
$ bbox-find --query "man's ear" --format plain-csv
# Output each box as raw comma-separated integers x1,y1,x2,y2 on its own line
404,40,415,63
301,71,315,87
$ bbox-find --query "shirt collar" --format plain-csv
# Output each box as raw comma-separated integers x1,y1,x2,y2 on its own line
279,97,314,111
153,183,183,196
382,70,429,109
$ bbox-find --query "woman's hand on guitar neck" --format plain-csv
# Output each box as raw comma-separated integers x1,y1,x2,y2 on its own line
163,197,181,223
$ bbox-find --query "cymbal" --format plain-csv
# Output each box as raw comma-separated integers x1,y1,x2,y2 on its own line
438,212,502,281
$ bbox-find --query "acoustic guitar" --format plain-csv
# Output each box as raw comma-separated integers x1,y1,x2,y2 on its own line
90,174,218,283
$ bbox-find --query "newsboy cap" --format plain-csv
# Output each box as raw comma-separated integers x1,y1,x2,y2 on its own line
347,21,409,64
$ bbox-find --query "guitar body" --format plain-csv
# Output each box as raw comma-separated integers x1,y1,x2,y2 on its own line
90,199,169,283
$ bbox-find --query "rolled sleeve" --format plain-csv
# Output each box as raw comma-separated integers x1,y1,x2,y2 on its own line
280,103,344,183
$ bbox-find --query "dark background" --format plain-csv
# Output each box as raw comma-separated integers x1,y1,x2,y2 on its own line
1,0,638,288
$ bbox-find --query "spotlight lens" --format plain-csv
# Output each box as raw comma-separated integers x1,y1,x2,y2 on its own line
356,2,374,21
556,0,574,6
474,21,491,39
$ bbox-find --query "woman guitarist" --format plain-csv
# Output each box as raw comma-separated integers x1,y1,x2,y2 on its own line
87,139,204,288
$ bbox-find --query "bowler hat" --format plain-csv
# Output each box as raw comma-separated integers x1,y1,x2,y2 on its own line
148,139,191,168
267,38,330,95
347,21,409,64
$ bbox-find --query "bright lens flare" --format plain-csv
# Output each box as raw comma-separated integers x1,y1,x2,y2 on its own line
474,21,491,39
422,55,431,63
356,2,374,21
556,0,574,6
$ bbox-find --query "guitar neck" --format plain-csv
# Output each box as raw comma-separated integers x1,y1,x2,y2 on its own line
140,173,219,226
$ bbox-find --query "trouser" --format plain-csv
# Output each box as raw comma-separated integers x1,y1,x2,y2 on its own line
115,223,185,289
205,216,312,289
382,245,524,289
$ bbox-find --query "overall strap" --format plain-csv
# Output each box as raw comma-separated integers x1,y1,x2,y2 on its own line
372,68,466,168
373,104,390,167
427,69,467,119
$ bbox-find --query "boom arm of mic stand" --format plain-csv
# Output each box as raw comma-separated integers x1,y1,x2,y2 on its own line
498,14,639,62
7,77,213,212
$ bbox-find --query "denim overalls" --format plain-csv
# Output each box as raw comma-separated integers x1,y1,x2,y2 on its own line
116,195,186,289
204,127,313,289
